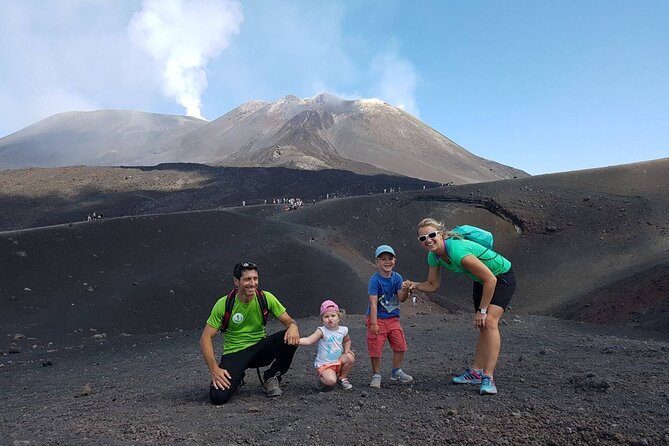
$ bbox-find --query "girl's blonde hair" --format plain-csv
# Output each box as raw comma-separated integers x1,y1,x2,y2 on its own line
416,217,462,239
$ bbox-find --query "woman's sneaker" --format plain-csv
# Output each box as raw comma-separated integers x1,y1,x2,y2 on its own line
390,369,413,383
369,373,382,388
452,369,483,384
337,378,353,390
479,375,498,395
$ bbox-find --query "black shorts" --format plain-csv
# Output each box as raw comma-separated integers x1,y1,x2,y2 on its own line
472,268,516,311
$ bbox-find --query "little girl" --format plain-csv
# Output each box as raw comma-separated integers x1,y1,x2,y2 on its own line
299,300,356,390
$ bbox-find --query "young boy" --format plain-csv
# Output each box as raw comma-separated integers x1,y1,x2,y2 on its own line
366,244,413,388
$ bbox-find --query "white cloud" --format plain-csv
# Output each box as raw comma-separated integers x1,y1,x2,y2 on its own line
127,0,243,119
224,2,418,116
0,1,157,136
199,0,359,110
371,51,419,117
306,50,420,117
0,0,421,137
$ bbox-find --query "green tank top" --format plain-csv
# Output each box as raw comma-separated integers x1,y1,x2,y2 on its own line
427,238,511,283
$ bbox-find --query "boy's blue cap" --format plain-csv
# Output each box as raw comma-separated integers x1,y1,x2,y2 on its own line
375,244,396,258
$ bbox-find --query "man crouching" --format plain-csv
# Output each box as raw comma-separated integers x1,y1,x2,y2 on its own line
199,261,300,405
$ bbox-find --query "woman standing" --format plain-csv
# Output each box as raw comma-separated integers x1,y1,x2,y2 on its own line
404,218,516,395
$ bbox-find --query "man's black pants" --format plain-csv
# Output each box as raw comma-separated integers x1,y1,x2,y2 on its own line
209,330,297,405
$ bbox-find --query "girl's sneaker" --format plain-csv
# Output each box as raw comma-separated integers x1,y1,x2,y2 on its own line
369,374,382,388
337,378,353,390
452,369,482,384
479,375,498,395
390,369,413,383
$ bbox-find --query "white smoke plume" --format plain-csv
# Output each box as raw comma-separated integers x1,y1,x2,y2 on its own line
372,51,419,117
128,0,243,119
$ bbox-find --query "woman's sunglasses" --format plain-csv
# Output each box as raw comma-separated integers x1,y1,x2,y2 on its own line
417,231,439,243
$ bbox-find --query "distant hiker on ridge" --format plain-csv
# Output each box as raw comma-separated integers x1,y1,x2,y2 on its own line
199,261,301,405
404,218,516,395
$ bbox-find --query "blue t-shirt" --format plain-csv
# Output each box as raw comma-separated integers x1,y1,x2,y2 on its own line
367,271,403,319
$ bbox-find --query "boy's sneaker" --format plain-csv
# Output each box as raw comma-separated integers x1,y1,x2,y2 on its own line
390,369,413,383
264,374,282,397
452,369,482,384
369,374,382,389
337,378,353,390
480,375,498,395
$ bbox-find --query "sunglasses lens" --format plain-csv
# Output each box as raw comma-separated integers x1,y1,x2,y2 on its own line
235,261,257,276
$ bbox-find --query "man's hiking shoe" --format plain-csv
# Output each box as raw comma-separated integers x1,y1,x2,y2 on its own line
337,378,353,390
369,374,382,389
264,375,282,397
480,375,498,395
390,369,413,383
452,369,482,384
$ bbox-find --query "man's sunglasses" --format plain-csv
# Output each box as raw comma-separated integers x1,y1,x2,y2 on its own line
234,261,258,277
417,231,439,243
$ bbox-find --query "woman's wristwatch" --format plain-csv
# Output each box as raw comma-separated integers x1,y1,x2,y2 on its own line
478,307,488,315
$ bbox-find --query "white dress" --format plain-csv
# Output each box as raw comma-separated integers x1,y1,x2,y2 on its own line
313,325,348,368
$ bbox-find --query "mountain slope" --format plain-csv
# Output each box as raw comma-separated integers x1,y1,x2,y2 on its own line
0,158,666,334
174,93,528,183
0,164,437,231
0,110,206,169
0,93,527,184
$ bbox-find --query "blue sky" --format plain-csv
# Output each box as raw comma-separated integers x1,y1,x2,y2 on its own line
1,0,667,175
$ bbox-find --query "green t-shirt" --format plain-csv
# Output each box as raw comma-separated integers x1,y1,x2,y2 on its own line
206,290,286,355
427,238,512,283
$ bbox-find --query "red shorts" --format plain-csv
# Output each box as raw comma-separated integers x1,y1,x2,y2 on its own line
366,317,407,358
316,361,342,376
